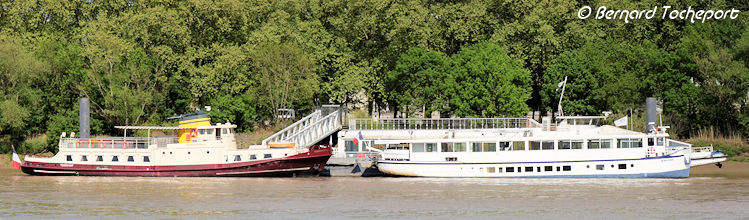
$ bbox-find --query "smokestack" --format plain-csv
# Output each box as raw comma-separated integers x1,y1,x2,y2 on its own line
646,97,657,133
79,98,90,139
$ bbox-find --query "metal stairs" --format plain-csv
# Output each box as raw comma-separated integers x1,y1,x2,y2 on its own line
261,105,343,148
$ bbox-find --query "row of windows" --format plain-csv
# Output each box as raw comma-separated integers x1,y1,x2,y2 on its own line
66,155,150,162
484,163,634,174
230,154,272,162
486,165,573,173
391,137,661,153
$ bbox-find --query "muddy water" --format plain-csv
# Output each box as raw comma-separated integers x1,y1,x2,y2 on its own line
1,164,749,219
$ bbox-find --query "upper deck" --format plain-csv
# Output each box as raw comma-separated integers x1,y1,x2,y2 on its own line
348,118,543,130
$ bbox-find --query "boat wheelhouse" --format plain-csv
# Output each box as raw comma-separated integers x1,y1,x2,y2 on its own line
21,111,332,177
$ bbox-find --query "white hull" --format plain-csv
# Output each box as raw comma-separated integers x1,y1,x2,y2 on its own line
378,155,691,178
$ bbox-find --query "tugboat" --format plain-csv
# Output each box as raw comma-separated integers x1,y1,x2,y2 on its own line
21,107,332,177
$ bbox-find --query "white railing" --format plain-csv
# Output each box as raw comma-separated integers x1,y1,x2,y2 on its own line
59,137,157,149
348,118,542,130
262,106,343,148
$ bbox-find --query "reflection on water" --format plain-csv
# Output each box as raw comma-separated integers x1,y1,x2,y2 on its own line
1,168,748,219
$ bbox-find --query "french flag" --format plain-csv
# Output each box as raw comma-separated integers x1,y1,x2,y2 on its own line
11,145,21,169
353,131,364,146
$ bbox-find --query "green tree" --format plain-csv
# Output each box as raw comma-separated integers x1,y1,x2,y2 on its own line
447,42,532,117
385,47,449,117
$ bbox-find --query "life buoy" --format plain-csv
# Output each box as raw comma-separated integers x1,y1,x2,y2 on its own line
122,141,130,149
191,130,198,138
75,141,82,148
99,141,106,149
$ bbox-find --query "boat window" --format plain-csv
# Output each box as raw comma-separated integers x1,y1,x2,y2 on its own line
112,156,119,162
441,143,453,152
472,143,482,152
207,129,213,135
250,155,257,160
127,156,134,162
618,138,642,148
234,155,241,161
562,165,571,171
454,143,466,152
229,128,234,134
525,167,533,172
96,155,103,162
264,154,272,159
542,141,554,150
487,167,495,173
412,143,425,152
497,167,503,173
648,138,655,146
426,143,437,152
445,157,457,161
657,137,664,146
506,167,515,172
588,139,601,149
559,140,583,150
499,142,510,151
596,164,604,170
222,128,228,134
199,129,206,135
530,141,541,150
66,155,73,161
143,156,150,162
483,143,497,152
81,155,88,162
511,141,525,151
618,164,627,169
544,166,553,171
345,141,357,152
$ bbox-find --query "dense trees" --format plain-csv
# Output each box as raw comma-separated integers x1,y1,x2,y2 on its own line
0,0,747,153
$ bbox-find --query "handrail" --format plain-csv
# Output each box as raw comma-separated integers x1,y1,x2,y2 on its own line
349,118,542,130
261,110,321,145
284,110,340,147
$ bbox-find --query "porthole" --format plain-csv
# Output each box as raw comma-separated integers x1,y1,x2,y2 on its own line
631,164,634,167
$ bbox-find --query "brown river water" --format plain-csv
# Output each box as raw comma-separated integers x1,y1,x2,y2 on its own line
1,163,749,219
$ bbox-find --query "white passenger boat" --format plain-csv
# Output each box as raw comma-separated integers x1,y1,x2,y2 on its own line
375,98,725,178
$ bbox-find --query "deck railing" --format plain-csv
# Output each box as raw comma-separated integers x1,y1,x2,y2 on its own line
59,137,179,149
348,118,543,130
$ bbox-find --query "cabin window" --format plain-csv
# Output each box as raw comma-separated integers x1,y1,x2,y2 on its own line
511,141,525,151
222,128,228,134
618,138,642,148
412,143,426,152
648,138,655,146
207,129,213,135
487,167,495,173
558,140,583,150
426,143,437,152
199,129,206,135
525,167,534,172
344,141,357,152
453,143,466,152
127,156,134,162
545,166,553,171
250,155,257,160
471,143,495,152
530,141,541,150
96,155,103,162
234,155,241,161
264,154,272,159
387,144,409,150
499,142,510,151
506,167,515,172
66,155,72,161
596,164,604,170
657,137,664,146
542,141,554,150
497,167,503,173
81,155,88,162
589,139,613,149
618,164,627,169
143,156,150,162
112,156,119,162
562,165,571,171
441,143,453,152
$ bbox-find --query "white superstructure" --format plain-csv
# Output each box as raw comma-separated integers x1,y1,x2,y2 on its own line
375,116,704,178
